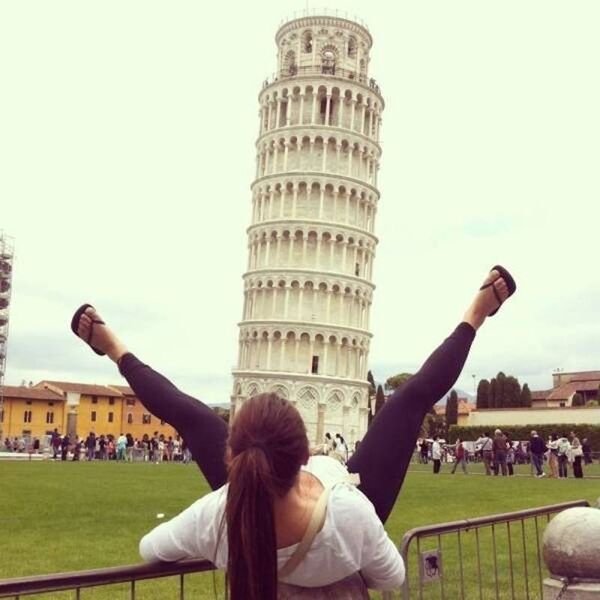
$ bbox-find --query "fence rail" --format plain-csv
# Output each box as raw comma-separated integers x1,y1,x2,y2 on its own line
0,559,214,598
399,500,589,600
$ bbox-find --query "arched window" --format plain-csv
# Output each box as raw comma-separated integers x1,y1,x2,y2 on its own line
302,31,313,53
284,50,297,76
321,48,336,75
348,36,357,58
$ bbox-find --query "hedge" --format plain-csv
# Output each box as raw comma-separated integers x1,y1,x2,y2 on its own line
448,424,600,447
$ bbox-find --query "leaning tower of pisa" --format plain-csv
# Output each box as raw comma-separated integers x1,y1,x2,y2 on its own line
231,12,384,446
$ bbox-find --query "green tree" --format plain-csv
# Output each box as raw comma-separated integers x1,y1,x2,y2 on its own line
495,372,507,407
505,376,521,407
385,372,413,391
367,370,376,394
445,389,458,428
367,370,376,427
375,385,386,416
489,377,498,408
422,407,446,439
477,379,491,409
520,383,532,407
572,393,585,407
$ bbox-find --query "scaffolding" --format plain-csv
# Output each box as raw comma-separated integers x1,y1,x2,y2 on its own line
0,231,15,443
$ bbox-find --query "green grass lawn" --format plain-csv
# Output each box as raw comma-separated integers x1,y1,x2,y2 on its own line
1,460,598,599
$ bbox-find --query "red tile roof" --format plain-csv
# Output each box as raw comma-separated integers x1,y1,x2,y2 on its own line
457,400,475,415
2,385,63,401
531,390,552,400
548,380,599,401
107,385,135,396
34,381,123,397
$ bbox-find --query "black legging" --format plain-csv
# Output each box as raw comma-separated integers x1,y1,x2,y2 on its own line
118,322,475,522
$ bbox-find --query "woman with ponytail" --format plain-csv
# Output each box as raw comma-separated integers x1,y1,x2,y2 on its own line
71,266,516,596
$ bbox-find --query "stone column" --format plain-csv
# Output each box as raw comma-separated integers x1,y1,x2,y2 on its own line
273,143,279,174
65,392,81,440
283,141,289,171
292,185,298,218
299,94,305,125
283,286,290,318
266,337,272,370
316,403,326,447
298,288,304,321
279,337,286,370
318,187,325,219
324,94,331,125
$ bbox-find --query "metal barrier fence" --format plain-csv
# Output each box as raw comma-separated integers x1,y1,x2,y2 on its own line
0,500,589,599
0,559,214,599
399,500,589,600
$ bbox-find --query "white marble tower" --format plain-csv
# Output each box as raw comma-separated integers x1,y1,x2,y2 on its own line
232,13,384,446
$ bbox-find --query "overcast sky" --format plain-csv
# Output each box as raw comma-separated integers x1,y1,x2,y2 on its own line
2,0,599,404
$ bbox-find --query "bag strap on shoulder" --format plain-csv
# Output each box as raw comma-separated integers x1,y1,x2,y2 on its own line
279,486,331,578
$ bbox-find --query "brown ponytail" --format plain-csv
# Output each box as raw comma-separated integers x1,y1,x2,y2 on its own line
225,393,309,600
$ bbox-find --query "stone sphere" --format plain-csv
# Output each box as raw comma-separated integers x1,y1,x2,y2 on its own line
543,507,600,578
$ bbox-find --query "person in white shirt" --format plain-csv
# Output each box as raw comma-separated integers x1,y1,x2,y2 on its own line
70,265,516,599
431,436,443,474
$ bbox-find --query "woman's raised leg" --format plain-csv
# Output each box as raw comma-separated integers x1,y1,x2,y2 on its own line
74,307,228,490
347,268,514,522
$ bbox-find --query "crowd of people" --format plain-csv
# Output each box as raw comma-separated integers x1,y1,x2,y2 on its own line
417,428,592,478
2,428,194,463
312,432,353,464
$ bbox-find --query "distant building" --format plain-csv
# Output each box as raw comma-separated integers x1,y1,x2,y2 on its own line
463,370,600,428
434,397,476,426
0,380,178,442
530,370,600,408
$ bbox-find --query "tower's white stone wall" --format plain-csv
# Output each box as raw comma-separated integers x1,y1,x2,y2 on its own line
232,15,384,447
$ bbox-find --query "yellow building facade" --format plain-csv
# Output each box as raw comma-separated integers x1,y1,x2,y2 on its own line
1,380,178,442
1,386,65,439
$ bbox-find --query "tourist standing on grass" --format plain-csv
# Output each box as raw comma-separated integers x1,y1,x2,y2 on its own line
97,435,106,460
546,434,559,478
72,437,82,461
116,433,127,461
570,431,583,478
582,438,592,465
529,430,546,478
451,438,468,474
51,429,61,459
505,437,515,476
557,434,571,478
335,434,349,464
60,434,70,461
71,266,516,597
173,435,182,461
85,433,96,461
475,432,493,475
419,439,429,464
492,429,508,476
431,436,442,474
126,433,134,461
